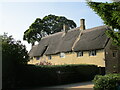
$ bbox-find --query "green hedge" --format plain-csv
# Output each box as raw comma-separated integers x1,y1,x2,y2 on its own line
15,64,98,88
93,74,120,90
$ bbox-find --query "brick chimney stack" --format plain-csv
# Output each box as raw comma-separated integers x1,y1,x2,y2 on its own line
80,19,85,30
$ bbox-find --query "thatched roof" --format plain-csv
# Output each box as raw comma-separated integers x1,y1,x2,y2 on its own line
74,25,110,51
45,27,81,55
29,45,38,57
29,25,110,57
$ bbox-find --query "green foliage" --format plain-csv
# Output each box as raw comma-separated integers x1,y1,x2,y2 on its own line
2,33,29,65
93,74,120,90
23,18,43,45
106,30,120,46
1,33,30,89
87,2,120,47
23,14,76,45
16,64,98,87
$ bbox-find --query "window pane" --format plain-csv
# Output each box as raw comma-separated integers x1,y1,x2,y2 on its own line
48,55,52,60
60,53,65,58
77,51,83,57
113,51,117,57
36,57,40,60
89,50,96,56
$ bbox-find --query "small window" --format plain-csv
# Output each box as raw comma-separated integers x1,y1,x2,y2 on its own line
48,55,52,60
113,51,117,57
60,53,65,58
89,50,96,56
36,57,40,60
77,51,83,57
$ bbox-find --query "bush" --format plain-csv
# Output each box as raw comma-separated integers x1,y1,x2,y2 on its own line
16,64,99,88
93,74,120,90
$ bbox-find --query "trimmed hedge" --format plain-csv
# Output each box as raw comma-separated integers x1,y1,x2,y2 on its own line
93,74,120,90
15,64,99,88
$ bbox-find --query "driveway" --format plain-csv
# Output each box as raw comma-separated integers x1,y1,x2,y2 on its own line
47,81,94,88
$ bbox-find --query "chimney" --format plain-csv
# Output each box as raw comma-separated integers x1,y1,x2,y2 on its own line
63,24,69,33
80,19,85,30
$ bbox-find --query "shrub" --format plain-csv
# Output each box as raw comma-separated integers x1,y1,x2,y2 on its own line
16,64,99,88
93,74,120,90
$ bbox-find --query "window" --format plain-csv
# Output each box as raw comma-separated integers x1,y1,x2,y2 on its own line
77,51,83,57
48,55,52,60
113,51,117,57
60,53,65,58
36,56,40,60
89,50,96,56
30,57,33,59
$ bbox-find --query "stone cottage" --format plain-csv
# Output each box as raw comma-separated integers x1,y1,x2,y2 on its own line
28,19,113,69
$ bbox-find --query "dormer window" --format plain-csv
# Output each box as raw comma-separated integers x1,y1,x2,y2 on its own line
77,51,83,57
60,53,65,58
89,50,96,56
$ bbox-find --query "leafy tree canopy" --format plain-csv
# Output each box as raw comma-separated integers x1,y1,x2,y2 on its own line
87,1,120,46
23,14,77,45
1,33,29,65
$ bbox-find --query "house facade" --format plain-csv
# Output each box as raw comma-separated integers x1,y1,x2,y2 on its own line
29,49,105,66
28,19,111,68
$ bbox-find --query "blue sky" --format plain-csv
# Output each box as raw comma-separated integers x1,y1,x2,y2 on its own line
0,1,112,51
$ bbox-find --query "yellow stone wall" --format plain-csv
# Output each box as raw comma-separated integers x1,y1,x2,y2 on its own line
28,57,40,65
28,49,105,67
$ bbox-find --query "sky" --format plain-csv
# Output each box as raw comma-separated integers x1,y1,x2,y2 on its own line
0,0,112,51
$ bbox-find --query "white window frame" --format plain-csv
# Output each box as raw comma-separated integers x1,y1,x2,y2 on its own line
89,50,96,56
77,51,83,57
60,53,65,58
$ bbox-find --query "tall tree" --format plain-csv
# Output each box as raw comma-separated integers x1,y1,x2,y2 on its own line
23,14,77,45
87,1,120,46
